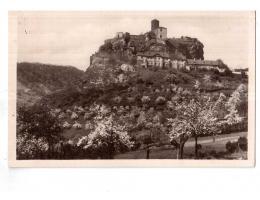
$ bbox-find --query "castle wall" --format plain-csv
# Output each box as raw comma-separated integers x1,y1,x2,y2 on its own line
152,27,167,39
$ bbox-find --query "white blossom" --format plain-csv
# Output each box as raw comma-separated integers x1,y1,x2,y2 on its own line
63,121,71,129
71,112,78,120
141,96,151,104
72,121,82,129
78,115,134,153
17,135,49,158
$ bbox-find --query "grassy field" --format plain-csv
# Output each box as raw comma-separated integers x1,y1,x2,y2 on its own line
115,132,247,159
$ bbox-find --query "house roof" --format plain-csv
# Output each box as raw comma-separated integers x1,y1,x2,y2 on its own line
137,51,170,58
234,68,248,72
157,26,167,30
187,59,220,66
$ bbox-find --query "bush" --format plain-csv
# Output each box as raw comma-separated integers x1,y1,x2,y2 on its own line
196,144,202,150
155,96,166,105
99,42,113,53
238,137,248,151
226,141,237,154
141,96,151,104
225,137,248,154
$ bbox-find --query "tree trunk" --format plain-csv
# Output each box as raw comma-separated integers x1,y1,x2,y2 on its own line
146,147,150,159
180,143,185,159
175,142,185,159
194,136,198,159
176,148,179,159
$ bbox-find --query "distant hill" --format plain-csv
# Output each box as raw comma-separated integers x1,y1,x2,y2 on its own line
17,62,85,106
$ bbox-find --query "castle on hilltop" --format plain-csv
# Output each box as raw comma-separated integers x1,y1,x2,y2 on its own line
114,19,167,40
91,19,229,73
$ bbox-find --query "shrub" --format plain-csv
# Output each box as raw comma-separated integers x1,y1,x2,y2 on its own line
72,122,82,129
225,137,248,155
99,42,113,52
113,96,122,103
226,141,237,154
63,121,71,129
141,96,151,104
71,112,78,119
155,96,166,105
196,144,202,150
238,137,248,151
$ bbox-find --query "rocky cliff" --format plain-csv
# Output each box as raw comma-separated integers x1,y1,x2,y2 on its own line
89,33,204,70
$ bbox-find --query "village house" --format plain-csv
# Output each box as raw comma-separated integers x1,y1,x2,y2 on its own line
137,52,169,68
136,52,186,69
233,68,248,76
137,54,226,73
186,59,228,73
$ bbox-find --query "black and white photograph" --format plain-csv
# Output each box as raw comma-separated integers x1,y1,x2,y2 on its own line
8,11,255,167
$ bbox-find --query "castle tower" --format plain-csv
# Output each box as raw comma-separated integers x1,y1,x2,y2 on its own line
151,19,167,40
151,19,159,31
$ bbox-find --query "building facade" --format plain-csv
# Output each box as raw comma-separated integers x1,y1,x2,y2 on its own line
137,52,185,69
233,68,248,76
137,54,226,73
186,59,227,73
115,32,124,38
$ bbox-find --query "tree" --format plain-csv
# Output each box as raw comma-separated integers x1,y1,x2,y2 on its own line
168,118,190,159
17,134,49,159
99,41,113,52
168,93,226,159
203,74,211,85
223,84,247,130
17,104,63,159
77,115,133,159
194,80,201,90
225,84,247,119
136,109,168,159
124,32,130,44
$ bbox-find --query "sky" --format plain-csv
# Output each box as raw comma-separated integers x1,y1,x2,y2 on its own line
17,11,255,71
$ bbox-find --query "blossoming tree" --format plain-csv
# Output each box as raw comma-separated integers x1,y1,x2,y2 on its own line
168,93,226,159
77,114,134,159
17,104,63,159
225,84,247,124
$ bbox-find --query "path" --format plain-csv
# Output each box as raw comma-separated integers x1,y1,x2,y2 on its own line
184,132,247,147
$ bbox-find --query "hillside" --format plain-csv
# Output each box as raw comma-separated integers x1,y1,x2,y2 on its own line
17,62,85,107
45,66,247,109
40,62,247,143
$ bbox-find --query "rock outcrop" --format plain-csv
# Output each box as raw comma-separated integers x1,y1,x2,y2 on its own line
89,33,204,70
